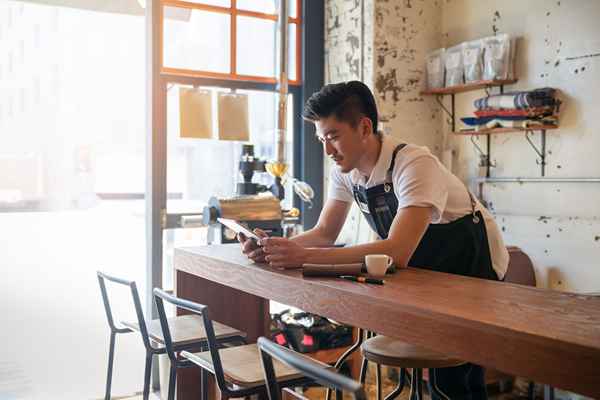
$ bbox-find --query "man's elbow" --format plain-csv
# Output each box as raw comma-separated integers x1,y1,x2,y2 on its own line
392,256,409,269
313,224,338,245
381,241,410,269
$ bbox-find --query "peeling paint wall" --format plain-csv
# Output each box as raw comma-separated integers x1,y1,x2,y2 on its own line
324,0,443,245
372,0,443,152
324,0,376,245
443,0,600,292
323,0,599,294
325,0,373,86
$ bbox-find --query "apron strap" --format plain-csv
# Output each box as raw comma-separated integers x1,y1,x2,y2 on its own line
384,143,407,192
465,188,480,223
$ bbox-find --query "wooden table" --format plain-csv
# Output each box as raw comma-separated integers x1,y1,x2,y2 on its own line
174,244,600,399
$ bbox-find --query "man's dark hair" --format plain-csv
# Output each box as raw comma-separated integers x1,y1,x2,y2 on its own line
302,81,379,135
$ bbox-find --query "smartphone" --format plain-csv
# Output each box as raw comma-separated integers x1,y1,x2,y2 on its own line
217,218,262,243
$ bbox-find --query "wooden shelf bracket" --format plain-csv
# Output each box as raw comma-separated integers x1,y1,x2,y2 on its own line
524,129,547,177
436,94,455,131
470,135,496,178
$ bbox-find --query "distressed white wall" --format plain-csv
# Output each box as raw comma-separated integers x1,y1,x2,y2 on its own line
324,0,600,293
443,0,600,292
324,0,376,245
372,0,443,153
324,0,443,245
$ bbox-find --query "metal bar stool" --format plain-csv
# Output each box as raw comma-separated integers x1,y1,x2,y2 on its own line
360,335,465,400
154,288,315,400
97,271,245,400
258,336,366,400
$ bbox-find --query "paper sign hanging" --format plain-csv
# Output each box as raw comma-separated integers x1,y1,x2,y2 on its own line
217,92,250,141
179,87,212,139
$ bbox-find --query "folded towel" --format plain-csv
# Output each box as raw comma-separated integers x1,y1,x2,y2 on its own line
474,106,557,118
474,88,558,110
461,116,530,126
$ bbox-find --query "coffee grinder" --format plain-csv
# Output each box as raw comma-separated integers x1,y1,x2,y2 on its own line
237,144,285,200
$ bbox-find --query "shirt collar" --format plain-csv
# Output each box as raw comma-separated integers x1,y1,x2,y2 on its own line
350,134,396,187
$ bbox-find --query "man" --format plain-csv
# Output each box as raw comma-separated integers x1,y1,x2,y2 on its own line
239,81,509,399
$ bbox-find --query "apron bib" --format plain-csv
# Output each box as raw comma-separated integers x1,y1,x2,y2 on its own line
352,143,497,280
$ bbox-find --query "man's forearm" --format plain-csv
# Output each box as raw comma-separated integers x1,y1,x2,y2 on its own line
290,227,336,247
304,240,408,268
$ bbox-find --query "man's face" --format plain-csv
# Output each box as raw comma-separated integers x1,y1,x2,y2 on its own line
315,116,369,173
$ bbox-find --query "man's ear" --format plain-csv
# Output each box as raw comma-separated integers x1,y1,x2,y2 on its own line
360,116,374,138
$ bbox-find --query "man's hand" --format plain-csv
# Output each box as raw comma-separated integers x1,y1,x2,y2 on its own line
238,228,268,263
260,237,309,269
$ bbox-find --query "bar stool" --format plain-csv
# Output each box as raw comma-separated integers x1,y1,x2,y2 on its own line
97,271,245,400
258,336,366,400
154,288,315,400
360,335,465,400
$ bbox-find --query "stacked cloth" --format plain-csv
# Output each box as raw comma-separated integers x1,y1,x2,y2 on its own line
460,88,560,131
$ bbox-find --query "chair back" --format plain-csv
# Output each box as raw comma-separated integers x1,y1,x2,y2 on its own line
153,288,229,390
97,271,151,347
257,337,366,400
504,246,536,286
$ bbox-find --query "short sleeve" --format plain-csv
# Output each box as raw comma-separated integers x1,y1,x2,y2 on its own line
392,154,448,223
328,166,354,203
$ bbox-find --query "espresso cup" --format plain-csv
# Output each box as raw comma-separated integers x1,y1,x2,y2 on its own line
365,254,393,278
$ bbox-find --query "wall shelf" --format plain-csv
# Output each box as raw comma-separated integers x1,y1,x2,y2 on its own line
421,78,558,178
453,125,558,136
420,78,518,95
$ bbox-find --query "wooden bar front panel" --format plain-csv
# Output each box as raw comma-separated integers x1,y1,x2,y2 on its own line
175,269,270,400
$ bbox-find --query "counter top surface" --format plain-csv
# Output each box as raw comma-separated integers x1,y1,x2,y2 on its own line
174,244,600,397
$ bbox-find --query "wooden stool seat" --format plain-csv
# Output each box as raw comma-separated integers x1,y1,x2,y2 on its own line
361,336,465,369
183,343,331,388
122,314,245,347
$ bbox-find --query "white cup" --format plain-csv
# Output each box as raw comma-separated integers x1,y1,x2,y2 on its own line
365,254,393,278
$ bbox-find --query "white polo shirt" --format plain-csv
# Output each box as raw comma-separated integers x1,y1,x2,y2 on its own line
328,134,509,279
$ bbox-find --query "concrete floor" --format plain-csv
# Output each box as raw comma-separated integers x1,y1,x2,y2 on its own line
122,365,533,400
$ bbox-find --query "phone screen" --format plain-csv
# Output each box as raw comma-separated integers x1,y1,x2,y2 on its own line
217,218,261,242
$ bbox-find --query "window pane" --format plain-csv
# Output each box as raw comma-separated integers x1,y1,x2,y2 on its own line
236,0,296,18
289,0,297,18
289,23,296,81
236,0,297,18
163,6,230,73
166,86,295,212
182,0,230,6
237,16,276,77
236,0,276,14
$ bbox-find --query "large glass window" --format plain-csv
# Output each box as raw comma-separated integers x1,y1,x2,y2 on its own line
160,0,302,292
0,2,146,399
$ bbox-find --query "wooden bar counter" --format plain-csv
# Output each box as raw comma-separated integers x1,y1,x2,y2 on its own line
174,244,600,399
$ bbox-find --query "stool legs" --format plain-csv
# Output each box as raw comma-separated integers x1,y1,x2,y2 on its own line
409,369,423,400
544,385,555,400
376,363,382,400
428,368,452,400
383,368,407,400
326,328,366,400
104,332,117,400
359,356,369,384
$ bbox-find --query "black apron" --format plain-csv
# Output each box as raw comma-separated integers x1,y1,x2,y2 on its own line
352,143,498,280
352,143,497,399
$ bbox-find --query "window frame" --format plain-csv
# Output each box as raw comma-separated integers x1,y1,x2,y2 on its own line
160,0,302,85
146,0,324,334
